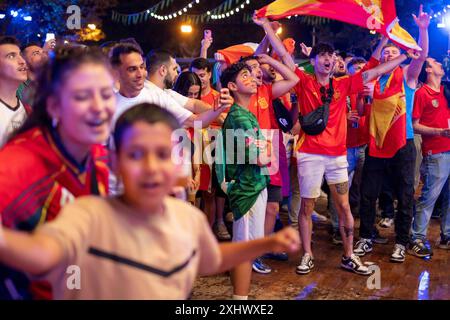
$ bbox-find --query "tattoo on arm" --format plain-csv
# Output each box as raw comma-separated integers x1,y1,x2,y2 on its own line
334,182,349,195
362,71,369,83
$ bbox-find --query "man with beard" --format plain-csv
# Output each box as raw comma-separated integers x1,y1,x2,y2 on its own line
111,44,232,129
0,36,28,148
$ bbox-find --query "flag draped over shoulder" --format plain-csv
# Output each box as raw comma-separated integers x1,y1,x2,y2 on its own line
368,67,406,158
256,0,420,51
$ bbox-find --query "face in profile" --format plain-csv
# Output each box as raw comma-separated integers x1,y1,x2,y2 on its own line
163,57,180,89
244,59,263,86
117,121,178,212
49,62,116,147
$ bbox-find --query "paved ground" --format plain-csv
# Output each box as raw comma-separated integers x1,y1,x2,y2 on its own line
191,196,449,300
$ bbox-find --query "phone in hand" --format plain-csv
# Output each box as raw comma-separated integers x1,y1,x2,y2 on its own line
204,30,212,40
45,33,55,42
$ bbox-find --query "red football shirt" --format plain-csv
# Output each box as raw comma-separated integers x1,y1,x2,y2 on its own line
248,83,282,187
201,88,225,128
346,94,370,148
294,69,364,156
412,84,450,155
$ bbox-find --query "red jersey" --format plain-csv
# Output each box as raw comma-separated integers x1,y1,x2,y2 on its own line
248,83,282,187
0,127,109,300
294,69,364,156
346,94,370,148
412,84,450,155
201,88,225,128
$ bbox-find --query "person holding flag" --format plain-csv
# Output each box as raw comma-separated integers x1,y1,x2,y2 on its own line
353,5,430,263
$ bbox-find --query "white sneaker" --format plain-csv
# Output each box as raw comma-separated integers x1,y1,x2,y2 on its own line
296,253,314,275
311,211,328,223
341,254,371,275
379,218,394,228
390,244,406,263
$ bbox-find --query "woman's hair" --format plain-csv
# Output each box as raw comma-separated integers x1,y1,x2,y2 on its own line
14,45,111,136
172,71,202,99
113,103,180,152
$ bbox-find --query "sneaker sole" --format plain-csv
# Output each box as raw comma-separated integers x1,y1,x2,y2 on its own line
295,268,313,275
252,268,272,274
389,257,405,263
340,264,371,276
407,249,431,259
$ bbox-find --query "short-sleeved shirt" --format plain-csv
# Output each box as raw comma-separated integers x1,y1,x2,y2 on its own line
114,81,193,128
294,69,364,156
248,84,282,187
0,99,27,148
39,196,221,299
412,84,450,155
223,104,269,221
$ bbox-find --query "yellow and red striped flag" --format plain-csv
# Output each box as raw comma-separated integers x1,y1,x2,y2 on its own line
256,0,421,51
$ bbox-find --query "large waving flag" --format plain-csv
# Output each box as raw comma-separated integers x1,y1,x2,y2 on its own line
256,0,421,51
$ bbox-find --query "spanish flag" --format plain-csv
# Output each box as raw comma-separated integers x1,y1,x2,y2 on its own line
256,0,420,51
368,67,406,158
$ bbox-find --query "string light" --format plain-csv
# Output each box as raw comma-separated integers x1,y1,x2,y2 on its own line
140,0,201,21
211,0,252,20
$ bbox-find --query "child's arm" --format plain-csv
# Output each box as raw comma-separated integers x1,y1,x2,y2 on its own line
215,227,299,273
0,227,63,275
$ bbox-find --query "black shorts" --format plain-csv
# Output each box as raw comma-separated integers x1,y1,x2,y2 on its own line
267,184,282,203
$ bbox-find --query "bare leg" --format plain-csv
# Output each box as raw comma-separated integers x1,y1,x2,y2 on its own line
298,198,316,256
329,182,354,258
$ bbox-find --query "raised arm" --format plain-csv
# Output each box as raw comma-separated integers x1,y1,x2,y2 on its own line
371,36,389,61
257,54,299,99
405,4,430,88
362,51,418,84
253,13,297,71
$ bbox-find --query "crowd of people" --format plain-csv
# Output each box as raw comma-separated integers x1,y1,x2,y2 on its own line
0,6,448,300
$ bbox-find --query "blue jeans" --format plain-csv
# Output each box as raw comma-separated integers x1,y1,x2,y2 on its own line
330,146,366,230
411,151,450,240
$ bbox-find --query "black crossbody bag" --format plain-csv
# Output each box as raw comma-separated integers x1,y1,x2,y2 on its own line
299,78,334,136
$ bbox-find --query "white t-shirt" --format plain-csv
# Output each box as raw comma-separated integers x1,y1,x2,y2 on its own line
0,99,27,148
114,81,193,129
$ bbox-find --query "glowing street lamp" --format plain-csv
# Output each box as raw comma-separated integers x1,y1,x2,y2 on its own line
181,24,192,33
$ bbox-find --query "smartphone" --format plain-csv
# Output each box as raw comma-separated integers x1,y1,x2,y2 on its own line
45,33,55,42
204,30,212,40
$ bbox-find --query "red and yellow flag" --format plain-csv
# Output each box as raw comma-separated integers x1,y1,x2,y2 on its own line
256,0,420,51
368,67,406,158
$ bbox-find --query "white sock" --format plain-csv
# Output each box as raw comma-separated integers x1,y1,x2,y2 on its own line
232,294,248,300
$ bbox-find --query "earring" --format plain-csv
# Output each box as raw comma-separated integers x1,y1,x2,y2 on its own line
52,118,59,128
